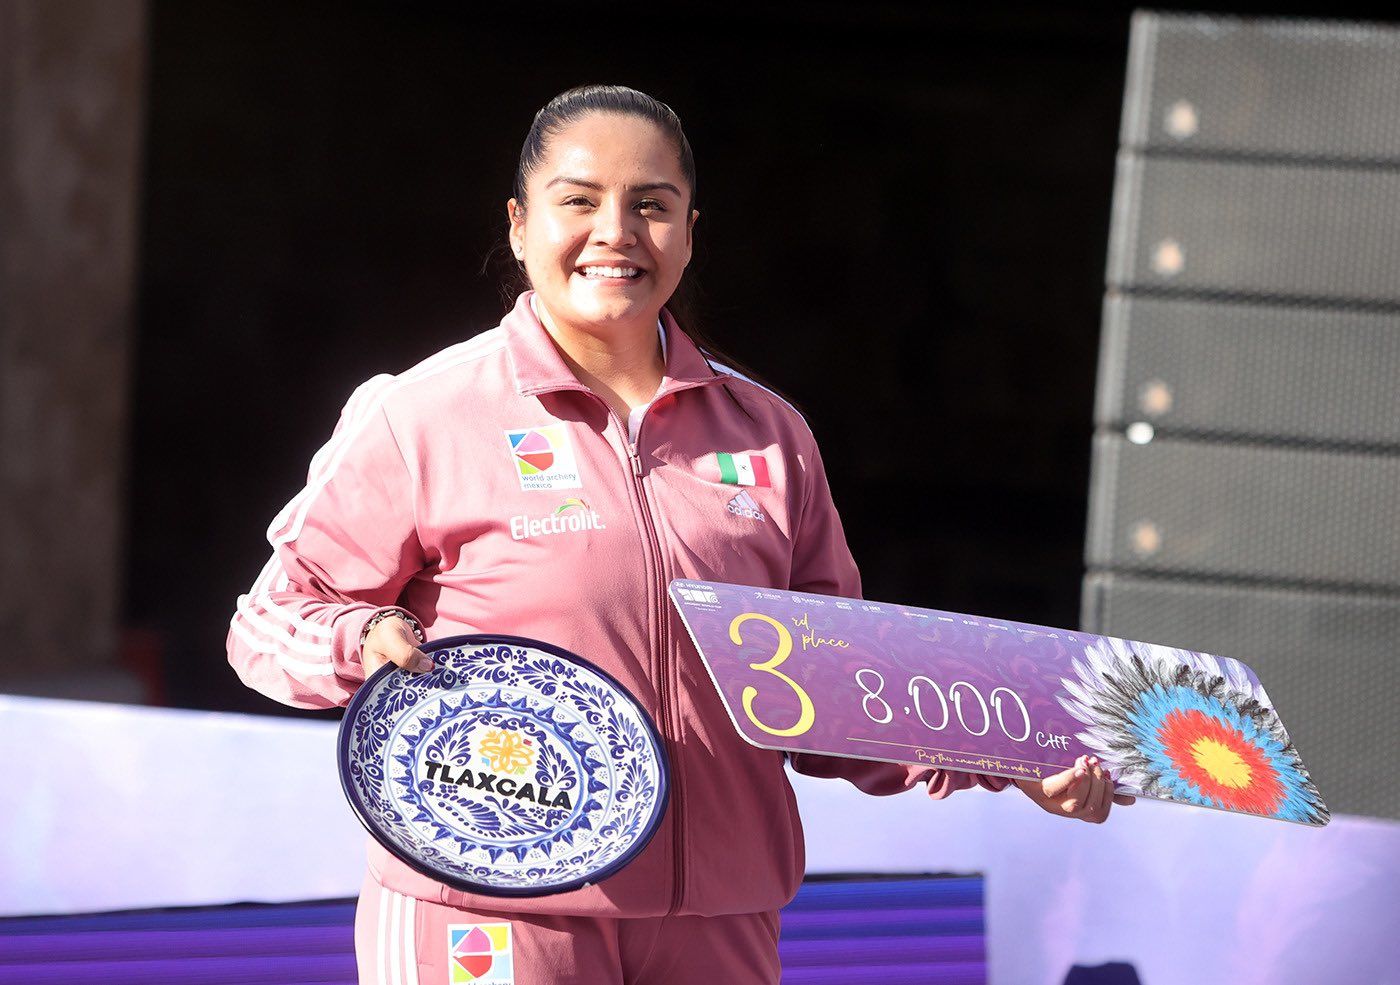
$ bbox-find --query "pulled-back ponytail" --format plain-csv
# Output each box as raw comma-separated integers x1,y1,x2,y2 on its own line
514,84,696,215
501,84,796,417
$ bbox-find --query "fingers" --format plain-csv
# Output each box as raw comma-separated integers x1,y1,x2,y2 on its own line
1058,755,1094,813
1086,762,1112,820
388,620,433,672
1084,758,1138,818
1089,757,1136,807
363,616,433,675
1058,777,1092,817
385,643,432,674
1026,755,1135,821
1061,757,1111,822
1041,757,1087,800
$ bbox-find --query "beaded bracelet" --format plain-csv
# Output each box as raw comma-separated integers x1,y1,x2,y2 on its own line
359,607,427,647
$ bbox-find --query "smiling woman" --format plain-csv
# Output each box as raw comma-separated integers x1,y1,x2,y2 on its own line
505,89,700,426
228,83,1127,985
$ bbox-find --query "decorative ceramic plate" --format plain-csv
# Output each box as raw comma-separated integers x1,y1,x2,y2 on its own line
338,634,669,896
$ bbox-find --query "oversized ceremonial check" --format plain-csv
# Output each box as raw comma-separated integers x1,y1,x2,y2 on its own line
669,580,1329,827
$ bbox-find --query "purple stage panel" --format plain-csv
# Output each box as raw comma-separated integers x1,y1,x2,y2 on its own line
0,876,985,984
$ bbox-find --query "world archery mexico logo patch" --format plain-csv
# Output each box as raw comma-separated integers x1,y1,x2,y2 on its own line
504,424,582,491
448,923,513,983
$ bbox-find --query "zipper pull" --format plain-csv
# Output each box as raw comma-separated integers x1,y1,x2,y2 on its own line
629,445,642,477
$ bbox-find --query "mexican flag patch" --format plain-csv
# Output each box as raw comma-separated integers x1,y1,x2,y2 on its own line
716,452,771,487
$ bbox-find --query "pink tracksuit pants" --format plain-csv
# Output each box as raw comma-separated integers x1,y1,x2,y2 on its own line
354,873,781,985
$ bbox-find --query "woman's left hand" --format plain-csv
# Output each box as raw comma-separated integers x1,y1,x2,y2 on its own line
1013,755,1136,823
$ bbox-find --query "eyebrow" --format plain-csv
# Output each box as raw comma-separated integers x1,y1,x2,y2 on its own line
545,176,683,197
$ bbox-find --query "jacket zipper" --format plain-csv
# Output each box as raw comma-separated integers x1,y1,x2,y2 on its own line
560,388,688,914
620,421,685,916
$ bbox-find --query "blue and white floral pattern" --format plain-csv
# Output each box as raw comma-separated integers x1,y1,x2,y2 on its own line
340,636,668,896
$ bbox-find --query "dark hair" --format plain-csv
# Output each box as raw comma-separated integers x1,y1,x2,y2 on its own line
497,84,792,415
513,84,696,216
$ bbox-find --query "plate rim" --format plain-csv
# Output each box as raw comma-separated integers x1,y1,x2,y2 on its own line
337,632,671,897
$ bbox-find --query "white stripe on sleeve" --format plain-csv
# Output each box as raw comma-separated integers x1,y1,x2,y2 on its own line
231,334,507,668
402,895,419,985
388,890,404,985
377,887,391,985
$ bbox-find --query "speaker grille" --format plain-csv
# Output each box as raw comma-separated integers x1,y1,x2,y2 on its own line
1096,295,1400,446
1088,433,1400,589
1123,13,1400,161
1108,154,1400,303
1092,13,1400,819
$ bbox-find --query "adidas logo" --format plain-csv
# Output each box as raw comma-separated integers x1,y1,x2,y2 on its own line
726,490,766,522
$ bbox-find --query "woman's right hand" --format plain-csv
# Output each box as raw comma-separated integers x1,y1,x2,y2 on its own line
361,616,433,676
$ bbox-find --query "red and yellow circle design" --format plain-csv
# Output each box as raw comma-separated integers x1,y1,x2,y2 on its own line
1156,709,1284,816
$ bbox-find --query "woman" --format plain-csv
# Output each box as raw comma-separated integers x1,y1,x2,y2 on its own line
228,84,1130,985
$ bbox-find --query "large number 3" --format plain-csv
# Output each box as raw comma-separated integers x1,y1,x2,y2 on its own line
730,612,816,738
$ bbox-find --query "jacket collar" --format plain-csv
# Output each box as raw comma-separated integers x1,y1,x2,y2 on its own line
504,291,723,397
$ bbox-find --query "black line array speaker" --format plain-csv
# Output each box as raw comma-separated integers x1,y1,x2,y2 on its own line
1086,13,1400,820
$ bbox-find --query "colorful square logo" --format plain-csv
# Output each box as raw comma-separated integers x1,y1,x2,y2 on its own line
504,424,582,491
448,923,513,983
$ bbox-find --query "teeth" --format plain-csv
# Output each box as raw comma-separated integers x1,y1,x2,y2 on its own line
581,266,640,279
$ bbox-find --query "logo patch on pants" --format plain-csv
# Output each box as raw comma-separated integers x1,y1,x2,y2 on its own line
448,923,513,983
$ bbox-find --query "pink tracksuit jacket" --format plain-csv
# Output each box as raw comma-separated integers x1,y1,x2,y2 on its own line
228,291,1008,919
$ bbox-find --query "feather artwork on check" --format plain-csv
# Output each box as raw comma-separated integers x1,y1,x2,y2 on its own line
1057,638,1327,825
